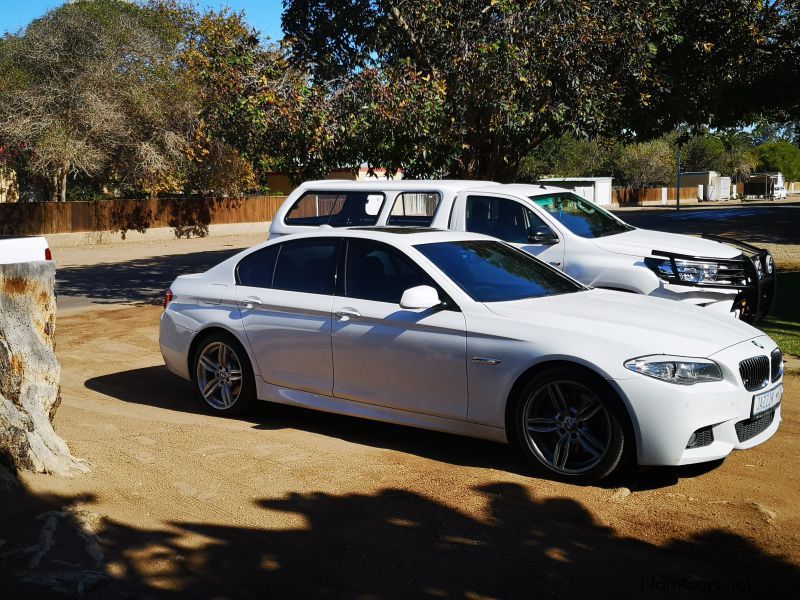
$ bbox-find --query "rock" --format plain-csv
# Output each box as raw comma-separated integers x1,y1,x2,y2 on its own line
0,261,86,476
610,487,631,503
749,501,777,524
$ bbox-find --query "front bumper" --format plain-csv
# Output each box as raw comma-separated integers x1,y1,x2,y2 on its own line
616,336,783,466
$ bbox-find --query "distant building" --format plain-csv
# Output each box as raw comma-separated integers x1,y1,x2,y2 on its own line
537,176,613,206
679,171,731,201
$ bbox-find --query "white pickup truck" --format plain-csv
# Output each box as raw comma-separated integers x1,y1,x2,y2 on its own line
268,180,776,323
0,236,52,264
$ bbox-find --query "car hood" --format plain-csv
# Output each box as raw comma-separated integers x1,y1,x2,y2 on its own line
485,289,761,357
592,228,742,259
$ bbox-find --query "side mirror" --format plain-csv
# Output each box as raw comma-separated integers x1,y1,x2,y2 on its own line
400,285,441,310
528,226,559,245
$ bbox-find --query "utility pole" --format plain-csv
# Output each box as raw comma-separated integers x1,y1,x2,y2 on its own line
675,132,691,211
676,142,682,212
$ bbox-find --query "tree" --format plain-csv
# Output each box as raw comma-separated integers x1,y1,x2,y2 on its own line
755,140,800,181
282,0,678,181
621,1,800,136
714,129,757,182
518,134,616,180
615,138,676,189
0,0,196,201
178,6,341,184
682,133,725,173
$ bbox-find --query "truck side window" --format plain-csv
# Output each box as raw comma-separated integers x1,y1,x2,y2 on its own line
465,196,549,244
386,192,441,227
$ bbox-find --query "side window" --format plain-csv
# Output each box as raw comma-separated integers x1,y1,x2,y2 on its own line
236,245,280,288
344,239,436,304
272,238,340,295
386,192,441,227
465,196,552,244
284,192,385,227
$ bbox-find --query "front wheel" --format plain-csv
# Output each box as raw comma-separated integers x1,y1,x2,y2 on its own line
192,332,256,415
514,368,627,484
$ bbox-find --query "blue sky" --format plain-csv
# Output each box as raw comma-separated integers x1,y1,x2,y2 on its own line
0,1,285,39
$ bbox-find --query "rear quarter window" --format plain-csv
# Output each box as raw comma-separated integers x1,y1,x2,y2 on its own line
284,192,385,227
236,244,280,288
386,192,441,227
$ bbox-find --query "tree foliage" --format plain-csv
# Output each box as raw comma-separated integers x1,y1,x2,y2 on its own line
283,0,679,181
0,0,196,201
756,140,800,181
283,0,800,180
518,135,617,180
615,137,677,189
682,134,725,173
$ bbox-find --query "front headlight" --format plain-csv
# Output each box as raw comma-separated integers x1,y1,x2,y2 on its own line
644,257,719,284
765,254,774,274
624,355,723,385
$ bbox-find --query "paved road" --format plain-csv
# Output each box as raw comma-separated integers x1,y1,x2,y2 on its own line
613,202,800,245
54,234,265,314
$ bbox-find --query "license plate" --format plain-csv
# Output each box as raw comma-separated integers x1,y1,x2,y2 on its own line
752,385,782,417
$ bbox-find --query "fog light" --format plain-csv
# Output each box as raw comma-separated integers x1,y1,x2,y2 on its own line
686,426,714,448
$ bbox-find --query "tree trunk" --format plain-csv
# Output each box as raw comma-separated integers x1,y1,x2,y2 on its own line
49,174,59,202
59,168,68,203
0,261,86,479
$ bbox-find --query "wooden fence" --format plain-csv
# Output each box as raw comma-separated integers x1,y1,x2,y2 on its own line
0,195,286,237
612,186,698,206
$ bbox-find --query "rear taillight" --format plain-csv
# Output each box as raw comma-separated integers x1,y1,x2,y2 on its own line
45,248,52,261
163,289,174,309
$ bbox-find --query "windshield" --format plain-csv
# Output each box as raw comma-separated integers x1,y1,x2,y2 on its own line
415,240,584,302
530,193,633,238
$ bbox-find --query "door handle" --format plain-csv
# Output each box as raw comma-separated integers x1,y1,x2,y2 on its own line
242,296,262,309
335,307,361,321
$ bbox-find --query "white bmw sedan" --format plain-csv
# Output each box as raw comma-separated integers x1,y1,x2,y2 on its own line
159,228,783,483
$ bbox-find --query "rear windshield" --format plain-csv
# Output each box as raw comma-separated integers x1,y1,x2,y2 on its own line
415,240,583,302
285,192,385,227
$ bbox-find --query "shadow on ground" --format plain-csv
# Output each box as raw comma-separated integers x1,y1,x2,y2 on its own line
55,247,245,305
615,203,800,245
1,476,797,599
86,367,730,490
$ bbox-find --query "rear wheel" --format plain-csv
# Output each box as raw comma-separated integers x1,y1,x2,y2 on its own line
192,332,256,415
514,368,627,484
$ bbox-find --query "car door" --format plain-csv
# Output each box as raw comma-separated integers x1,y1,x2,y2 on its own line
455,193,566,270
234,237,340,396
331,238,468,419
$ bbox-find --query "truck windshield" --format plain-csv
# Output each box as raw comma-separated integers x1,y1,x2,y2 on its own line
415,240,584,302
530,193,633,238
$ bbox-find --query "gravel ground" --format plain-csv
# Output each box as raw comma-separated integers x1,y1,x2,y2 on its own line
1,227,797,598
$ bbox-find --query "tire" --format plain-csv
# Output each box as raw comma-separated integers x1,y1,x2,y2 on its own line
513,367,627,484
191,331,256,416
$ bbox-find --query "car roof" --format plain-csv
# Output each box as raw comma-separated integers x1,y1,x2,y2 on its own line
295,179,572,197
267,226,494,247
297,179,496,194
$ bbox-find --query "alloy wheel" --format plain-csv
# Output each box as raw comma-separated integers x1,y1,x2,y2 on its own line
195,341,244,410
522,380,613,475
